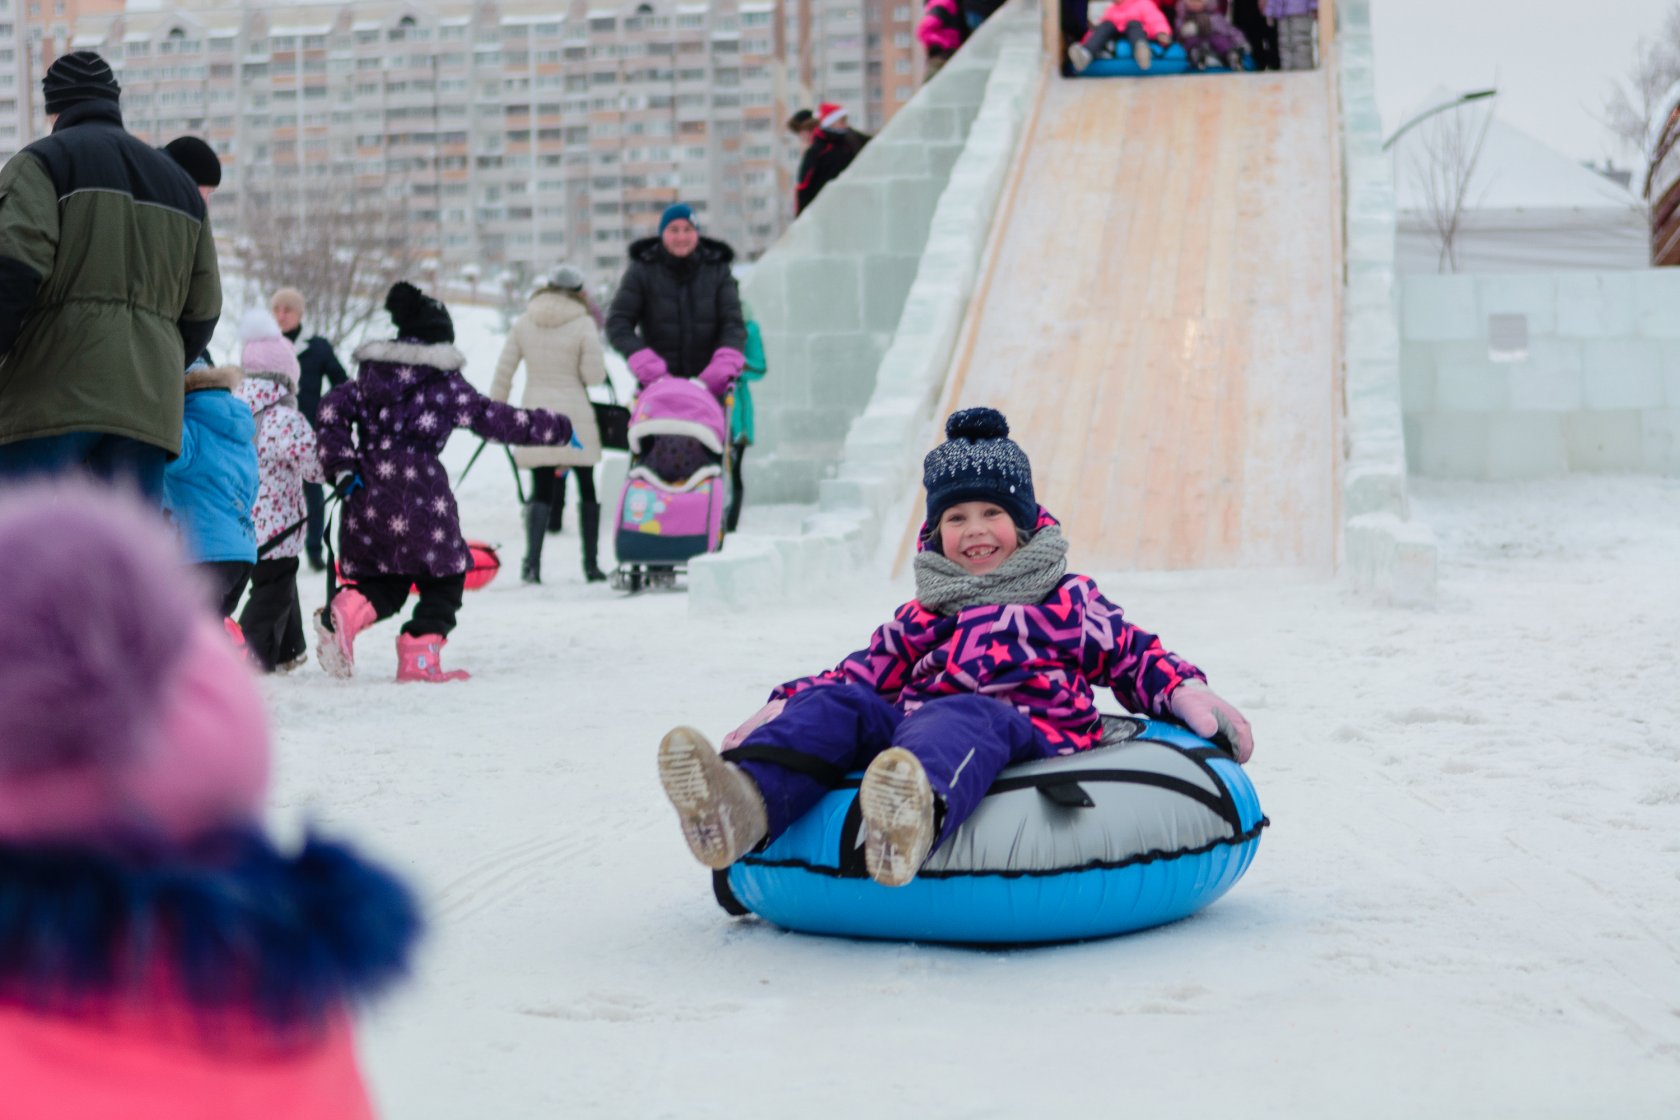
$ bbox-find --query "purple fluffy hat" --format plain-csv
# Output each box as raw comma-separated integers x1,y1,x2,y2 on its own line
0,484,196,777
0,483,270,843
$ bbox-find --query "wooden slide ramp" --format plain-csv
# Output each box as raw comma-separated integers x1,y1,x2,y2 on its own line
920,67,1341,574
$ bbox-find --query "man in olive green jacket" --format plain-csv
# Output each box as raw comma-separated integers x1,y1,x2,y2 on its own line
0,51,221,502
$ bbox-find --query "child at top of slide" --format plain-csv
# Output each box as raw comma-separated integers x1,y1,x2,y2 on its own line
1069,0,1173,73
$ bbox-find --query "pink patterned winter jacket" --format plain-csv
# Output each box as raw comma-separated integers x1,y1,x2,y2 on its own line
772,510,1205,753
237,377,325,559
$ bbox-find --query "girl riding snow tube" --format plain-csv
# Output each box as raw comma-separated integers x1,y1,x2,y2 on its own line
656,407,1253,891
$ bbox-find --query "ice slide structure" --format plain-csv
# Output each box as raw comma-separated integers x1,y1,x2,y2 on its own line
691,0,1435,608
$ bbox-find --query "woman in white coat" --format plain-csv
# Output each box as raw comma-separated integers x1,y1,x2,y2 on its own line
490,265,608,583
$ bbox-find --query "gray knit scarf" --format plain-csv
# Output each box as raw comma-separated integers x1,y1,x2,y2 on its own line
913,525,1069,616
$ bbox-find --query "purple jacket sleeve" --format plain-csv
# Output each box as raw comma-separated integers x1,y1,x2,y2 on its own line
314,381,361,479
446,371,573,447
1078,580,1206,717
769,600,935,704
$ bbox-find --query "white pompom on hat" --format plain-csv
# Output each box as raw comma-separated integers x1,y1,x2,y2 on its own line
239,308,300,387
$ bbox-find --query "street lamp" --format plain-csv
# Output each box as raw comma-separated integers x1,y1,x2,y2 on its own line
1381,88,1498,152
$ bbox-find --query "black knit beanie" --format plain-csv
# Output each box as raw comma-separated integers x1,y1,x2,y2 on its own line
385,281,454,345
922,408,1037,534
42,51,121,116
163,136,222,188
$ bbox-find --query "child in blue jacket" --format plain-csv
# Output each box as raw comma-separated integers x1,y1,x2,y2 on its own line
162,358,260,619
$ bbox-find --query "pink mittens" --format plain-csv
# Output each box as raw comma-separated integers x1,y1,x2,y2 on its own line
1168,680,1254,763
628,348,670,387
698,347,746,399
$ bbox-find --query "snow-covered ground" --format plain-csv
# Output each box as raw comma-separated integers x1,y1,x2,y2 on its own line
259,306,1680,1117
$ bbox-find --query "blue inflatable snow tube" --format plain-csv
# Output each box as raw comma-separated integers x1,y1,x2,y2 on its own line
1075,43,1254,77
716,717,1267,945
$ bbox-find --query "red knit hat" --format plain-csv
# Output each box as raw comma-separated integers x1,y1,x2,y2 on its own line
818,102,848,128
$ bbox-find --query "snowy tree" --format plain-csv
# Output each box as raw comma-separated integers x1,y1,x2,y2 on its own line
1602,3,1680,160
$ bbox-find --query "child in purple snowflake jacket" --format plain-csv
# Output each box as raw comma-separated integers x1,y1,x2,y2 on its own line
658,407,1254,887
313,282,572,683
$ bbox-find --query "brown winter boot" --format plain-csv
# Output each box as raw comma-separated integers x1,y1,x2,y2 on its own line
657,726,768,869
858,747,937,887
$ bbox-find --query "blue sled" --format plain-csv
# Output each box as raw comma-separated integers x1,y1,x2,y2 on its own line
1076,43,1254,77
717,719,1267,946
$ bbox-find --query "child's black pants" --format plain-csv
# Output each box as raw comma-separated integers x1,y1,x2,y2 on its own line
237,557,305,670
355,573,467,637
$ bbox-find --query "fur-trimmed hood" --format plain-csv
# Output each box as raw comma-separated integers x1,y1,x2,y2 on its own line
351,339,466,371
185,364,242,394
523,288,590,330
0,829,420,1030
351,339,466,410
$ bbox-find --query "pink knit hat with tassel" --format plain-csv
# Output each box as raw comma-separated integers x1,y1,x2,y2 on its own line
0,484,269,845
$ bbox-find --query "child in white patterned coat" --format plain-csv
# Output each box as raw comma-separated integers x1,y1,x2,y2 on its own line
234,309,326,672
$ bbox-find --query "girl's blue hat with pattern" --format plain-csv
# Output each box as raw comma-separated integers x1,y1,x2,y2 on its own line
923,408,1036,533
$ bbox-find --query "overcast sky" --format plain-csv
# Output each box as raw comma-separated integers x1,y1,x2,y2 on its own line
1370,0,1676,167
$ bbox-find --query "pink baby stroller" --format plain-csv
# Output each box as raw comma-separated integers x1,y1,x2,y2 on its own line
610,376,729,592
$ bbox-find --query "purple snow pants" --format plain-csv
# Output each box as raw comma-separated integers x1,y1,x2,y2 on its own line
1178,12,1248,54
728,683,1051,848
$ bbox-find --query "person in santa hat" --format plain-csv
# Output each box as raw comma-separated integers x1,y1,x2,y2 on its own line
794,102,872,214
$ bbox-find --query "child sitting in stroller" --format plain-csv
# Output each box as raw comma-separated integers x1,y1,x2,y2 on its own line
611,377,730,592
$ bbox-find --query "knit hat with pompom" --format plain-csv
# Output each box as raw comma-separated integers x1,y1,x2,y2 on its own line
922,407,1037,534
239,308,300,387
0,483,270,845
385,280,454,344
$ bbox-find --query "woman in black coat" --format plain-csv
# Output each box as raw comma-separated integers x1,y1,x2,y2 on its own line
606,203,746,399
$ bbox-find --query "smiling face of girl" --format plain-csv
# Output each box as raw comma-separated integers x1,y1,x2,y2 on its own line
937,500,1020,576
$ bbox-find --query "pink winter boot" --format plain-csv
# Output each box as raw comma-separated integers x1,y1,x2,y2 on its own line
313,589,376,679
395,633,470,683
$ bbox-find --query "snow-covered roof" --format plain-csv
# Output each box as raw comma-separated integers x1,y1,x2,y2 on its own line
1393,90,1649,271
1393,91,1643,216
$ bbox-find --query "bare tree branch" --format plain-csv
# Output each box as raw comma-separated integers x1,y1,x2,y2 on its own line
1407,97,1497,273
231,177,428,351
1602,3,1680,156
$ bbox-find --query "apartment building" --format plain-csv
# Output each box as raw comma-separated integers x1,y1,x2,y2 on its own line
0,0,123,160
784,0,922,132
53,0,805,288
0,0,31,160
